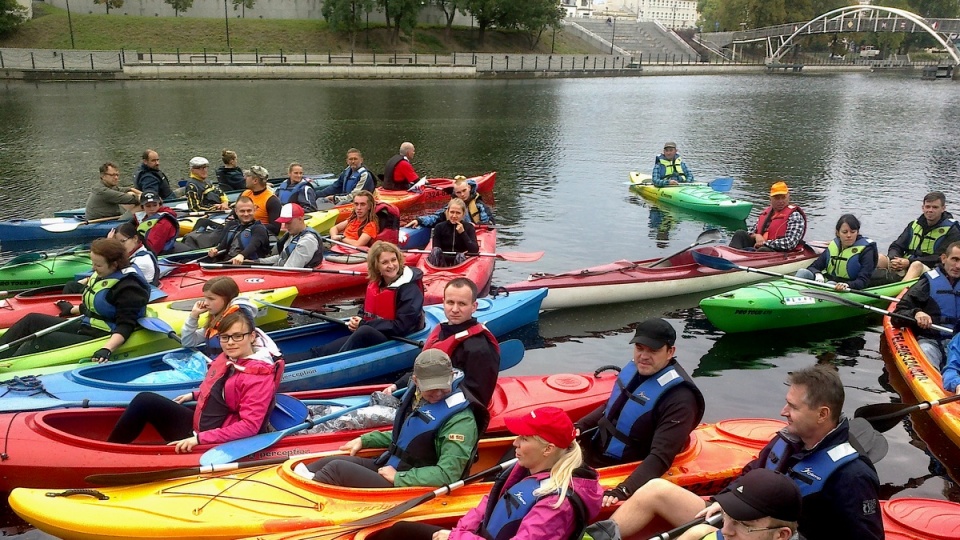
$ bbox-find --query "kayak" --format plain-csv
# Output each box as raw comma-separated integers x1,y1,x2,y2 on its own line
504,244,820,311
10,417,784,540
882,297,960,449
628,172,753,220
0,369,615,492
331,172,497,222
178,208,340,236
0,288,547,400
700,278,916,333
417,227,497,305
0,245,93,291
0,287,297,377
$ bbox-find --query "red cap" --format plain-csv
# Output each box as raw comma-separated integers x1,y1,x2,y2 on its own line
276,203,305,223
504,407,576,448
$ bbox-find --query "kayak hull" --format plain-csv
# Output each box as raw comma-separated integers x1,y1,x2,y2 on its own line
701,279,916,333
0,218,118,244
417,228,497,305
628,172,753,220
0,251,93,291
332,172,496,222
504,244,820,311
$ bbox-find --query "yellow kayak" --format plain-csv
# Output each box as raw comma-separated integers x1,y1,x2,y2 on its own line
178,209,340,236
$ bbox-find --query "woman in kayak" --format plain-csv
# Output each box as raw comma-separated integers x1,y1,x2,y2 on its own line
216,149,246,191
427,198,479,267
180,276,260,357
328,190,379,249
372,406,603,540
795,214,877,291
107,309,283,453
0,238,150,364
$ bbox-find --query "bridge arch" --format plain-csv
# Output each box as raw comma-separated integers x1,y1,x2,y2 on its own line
768,5,960,65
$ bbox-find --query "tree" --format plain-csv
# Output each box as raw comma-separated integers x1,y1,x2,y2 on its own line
232,0,255,18
434,0,466,38
322,0,374,50
501,0,564,49
464,0,508,45
0,0,27,37
93,0,124,14
165,0,193,17
377,0,424,45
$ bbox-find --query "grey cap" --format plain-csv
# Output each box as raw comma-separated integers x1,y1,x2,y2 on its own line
189,156,209,168
413,349,453,392
663,141,677,149
246,164,269,180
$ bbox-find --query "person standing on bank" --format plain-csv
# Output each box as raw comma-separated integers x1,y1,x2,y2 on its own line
651,141,694,187
729,181,807,252
381,142,420,191
216,149,246,191
134,149,175,201
318,148,376,204
258,203,324,269
184,156,230,213
85,162,141,221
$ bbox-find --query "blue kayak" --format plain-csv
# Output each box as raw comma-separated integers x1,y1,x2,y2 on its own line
0,217,121,244
0,288,546,412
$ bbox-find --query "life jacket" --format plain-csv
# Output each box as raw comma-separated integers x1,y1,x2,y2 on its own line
925,268,960,338
275,180,308,205
479,465,592,540
202,299,259,357
80,267,149,332
425,323,500,357
374,202,401,244
762,435,860,497
193,354,284,435
465,194,485,224
136,210,180,253
362,266,421,321
224,221,269,260
823,236,874,281
906,216,958,257
593,360,704,461
130,245,160,286
276,228,324,268
755,204,806,243
701,532,724,540
339,165,374,194
382,154,411,191
186,177,225,210
379,386,471,471
657,156,687,182
242,188,277,227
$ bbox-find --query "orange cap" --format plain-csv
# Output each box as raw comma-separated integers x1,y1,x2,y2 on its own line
769,181,789,196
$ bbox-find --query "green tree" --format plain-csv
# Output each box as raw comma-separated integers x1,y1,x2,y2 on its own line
464,0,507,45
377,0,424,44
232,0,255,18
93,0,125,14
907,0,960,17
501,0,564,49
0,0,27,37
322,0,374,50
434,0,466,38
165,0,193,17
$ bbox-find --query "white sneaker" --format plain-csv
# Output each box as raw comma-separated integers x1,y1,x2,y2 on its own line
293,462,314,480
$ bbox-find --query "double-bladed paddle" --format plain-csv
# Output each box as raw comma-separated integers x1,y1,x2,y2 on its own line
0,316,81,355
198,262,363,275
39,215,123,233
254,300,424,347
629,175,734,193
855,394,960,433
648,229,723,268
647,512,723,540
798,289,954,334
405,248,545,263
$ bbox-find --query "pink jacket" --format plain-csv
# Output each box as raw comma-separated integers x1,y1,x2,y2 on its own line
449,464,603,540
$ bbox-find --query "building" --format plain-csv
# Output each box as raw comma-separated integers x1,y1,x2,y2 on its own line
621,0,698,29
559,0,594,19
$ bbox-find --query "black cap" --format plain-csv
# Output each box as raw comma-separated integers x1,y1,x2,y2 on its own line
140,191,160,204
629,318,676,349
714,469,802,522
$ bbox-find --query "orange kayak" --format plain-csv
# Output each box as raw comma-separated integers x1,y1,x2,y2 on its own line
332,172,496,222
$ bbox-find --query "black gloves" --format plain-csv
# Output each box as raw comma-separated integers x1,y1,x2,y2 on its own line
91,348,112,363
56,300,75,317
603,485,631,502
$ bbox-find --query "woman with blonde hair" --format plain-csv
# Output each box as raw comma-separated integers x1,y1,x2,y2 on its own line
428,198,478,267
328,190,379,248
216,149,245,191
374,406,603,540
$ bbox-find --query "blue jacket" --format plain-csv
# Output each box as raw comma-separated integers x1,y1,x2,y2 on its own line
317,165,375,200
944,331,960,392
651,154,694,187
416,181,494,228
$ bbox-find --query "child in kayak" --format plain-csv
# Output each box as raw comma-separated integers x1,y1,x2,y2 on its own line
180,276,260,357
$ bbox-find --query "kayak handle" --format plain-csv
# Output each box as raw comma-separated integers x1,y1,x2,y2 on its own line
594,365,622,377
46,489,109,500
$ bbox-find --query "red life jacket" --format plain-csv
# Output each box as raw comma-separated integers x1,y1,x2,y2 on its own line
424,323,500,356
755,204,806,242
192,354,284,434
364,280,399,320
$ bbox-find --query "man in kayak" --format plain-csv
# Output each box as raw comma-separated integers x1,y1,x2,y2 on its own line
876,191,960,282
381,141,420,191
298,349,485,488
728,181,807,252
598,365,883,540
134,149,176,201
575,318,705,508
943,322,960,394
207,196,272,265
892,241,960,370
131,191,179,256
85,162,142,221
384,277,501,408
183,156,229,213
651,141,694,187
258,203,323,268
318,148,375,204
405,176,495,228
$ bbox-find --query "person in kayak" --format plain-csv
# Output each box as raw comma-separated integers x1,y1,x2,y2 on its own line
795,214,877,291
427,199,479,267
651,141,694,187
61,222,160,294
85,161,141,221
943,322,960,394
383,277,500,408
298,349,483,488
240,165,282,235
876,191,960,283
600,365,883,540
318,148,375,204
106,309,283,453
257,203,324,268
728,181,806,252
131,191,180,256
381,141,420,191
274,162,319,212
183,156,229,213
327,190,379,249
0,238,150,363
891,241,960,370
181,276,260,357
215,149,246,191
373,407,603,540
134,149,176,201
405,176,495,228
207,196,272,265
574,317,705,508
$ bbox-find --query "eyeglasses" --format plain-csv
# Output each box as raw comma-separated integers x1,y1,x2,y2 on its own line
220,331,252,343
731,518,782,534
115,236,131,242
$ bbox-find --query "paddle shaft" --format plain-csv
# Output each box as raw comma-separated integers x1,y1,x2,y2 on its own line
648,513,723,540
405,248,544,262
806,293,954,334
199,262,362,275
255,300,424,347
858,394,960,433
0,316,81,354
324,236,370,253
40,215,123,233
648,229,722,268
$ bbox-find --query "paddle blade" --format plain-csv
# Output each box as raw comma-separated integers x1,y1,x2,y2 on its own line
138,316,178,336
497,340,525,371
86,466,206,487
798,289,864,309
495,251,545,263
691,251,737,271
708,177,734,192
270,394,310,430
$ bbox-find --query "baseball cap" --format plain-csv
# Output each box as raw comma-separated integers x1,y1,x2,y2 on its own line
189,156,209,168
629,318,676,349
663,141,677,149
276,203,305,223
247,165,269,180
413,349,454,392
140,191,161,205
713,469,802,522
770,181,789,196
504,406,576,449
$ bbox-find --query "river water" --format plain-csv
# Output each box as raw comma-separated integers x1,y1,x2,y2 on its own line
1,73,959,536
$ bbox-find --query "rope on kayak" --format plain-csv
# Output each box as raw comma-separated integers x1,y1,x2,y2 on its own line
527,263,642,281
0,375,57,399
0,411,20,461
159,467,320,513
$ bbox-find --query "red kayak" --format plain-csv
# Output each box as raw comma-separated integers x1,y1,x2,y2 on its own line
331,172,496,222
0,372,614,492
417,227,497,305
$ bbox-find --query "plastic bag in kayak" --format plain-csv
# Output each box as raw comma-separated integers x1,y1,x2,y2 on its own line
128,350,209,384
302,395,399,434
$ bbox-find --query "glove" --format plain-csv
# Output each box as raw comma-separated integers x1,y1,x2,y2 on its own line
813,273,826,283
603,485,631,502
91,348,112,363
55,300,75,317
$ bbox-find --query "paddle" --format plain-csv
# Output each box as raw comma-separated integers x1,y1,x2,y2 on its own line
39,215,122,233
271,394,310,430
854,394,960,433
405,249,545,263
253,300,424,347
0,316,81,355
648,229,723,268
343,457,519,527
198,262,363,276
629,175,733,193
648,512,723,540
798,289,954,334
199,387,408,466
691,251,901,304
323,236,371,253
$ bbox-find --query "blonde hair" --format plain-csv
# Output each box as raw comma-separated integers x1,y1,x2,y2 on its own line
367,241,405,283
529,436,585,509
446,198,467,215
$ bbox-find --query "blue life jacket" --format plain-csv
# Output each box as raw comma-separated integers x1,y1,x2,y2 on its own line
823,236,873,282
380,385,471,471
137,211,180,254
762,435,859,497
481,475,550,540
81,267,149,332
340,165,374,193
925,268,960,338
224,221,268,260
275,180,308,204
277,228,324,268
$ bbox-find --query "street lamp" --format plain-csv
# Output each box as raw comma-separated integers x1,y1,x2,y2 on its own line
671,2,677,29
611,17,616,54
65,0,75,49
224,0,231,49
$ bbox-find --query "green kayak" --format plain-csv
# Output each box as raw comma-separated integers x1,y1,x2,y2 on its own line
629,172,753,221
0,247,93,292
699,279,917,333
